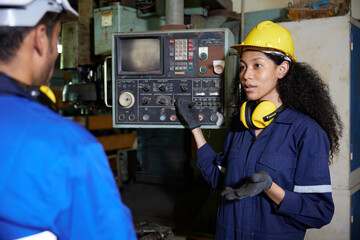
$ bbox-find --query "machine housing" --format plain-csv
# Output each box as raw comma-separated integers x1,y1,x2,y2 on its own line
111,28,235,128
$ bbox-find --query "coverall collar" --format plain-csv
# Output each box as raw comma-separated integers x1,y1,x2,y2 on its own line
0,72,34,100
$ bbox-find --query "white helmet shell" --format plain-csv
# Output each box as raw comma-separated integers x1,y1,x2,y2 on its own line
0,0,78,27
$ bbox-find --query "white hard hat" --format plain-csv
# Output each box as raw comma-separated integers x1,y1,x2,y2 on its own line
0,0,78,27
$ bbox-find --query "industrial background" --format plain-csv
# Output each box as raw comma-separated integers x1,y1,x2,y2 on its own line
50,0,359,239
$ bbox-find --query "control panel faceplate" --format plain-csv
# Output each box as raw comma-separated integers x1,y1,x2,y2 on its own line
112,29,234,128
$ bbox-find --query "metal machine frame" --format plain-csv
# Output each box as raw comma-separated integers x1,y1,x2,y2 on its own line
109,28,235,129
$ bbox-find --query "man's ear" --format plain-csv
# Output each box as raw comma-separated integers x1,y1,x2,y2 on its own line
33,24,47,56
277,61,289,79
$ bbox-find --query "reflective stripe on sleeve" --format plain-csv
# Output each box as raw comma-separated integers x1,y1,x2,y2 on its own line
217,165,226,173
15,231,57,240
294,185,332,193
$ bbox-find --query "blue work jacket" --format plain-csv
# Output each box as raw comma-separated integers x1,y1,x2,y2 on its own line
0,73,137,239
197,108,334,240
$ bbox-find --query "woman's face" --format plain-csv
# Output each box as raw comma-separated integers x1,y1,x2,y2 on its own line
239,51,283,104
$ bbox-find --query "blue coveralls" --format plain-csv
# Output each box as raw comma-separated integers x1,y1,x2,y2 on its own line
0,73,137,240
197,108,334,240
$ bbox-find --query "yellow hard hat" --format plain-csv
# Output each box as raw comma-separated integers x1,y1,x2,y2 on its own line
231,21,296,62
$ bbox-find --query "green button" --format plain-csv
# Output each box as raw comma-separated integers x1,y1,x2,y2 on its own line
199,52,207,60
188,66,193,70
199,66,207,74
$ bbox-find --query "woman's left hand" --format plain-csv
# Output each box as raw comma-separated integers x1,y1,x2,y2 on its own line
221,171,272,200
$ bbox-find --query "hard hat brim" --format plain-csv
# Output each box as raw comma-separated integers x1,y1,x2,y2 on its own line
230,44,297,62
0,0,78,27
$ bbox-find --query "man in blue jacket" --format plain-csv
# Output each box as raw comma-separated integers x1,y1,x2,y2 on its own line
0,1,137,239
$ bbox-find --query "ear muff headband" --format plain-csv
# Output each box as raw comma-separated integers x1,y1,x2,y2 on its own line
263,104,286,121
240,101,285,129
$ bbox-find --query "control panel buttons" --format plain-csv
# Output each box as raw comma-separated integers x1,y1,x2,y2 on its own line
118,114,125,121
142,85,150,92
156,96,170,105
200,52,208,61
142,97,150,105
117,78,224,125
198,114,204,122
159,85,166,91
158,98,167,104
175,39,188,61
214,65,224,75
198,47,208,61
142,114,150,121
210,114,218,122
119,91,135,109
128,114,136,121
199,66,207,74
199,52,207,61
213,60,225,75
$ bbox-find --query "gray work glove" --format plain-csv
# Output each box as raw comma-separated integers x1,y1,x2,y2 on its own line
175,97,201,130
221,171,272,200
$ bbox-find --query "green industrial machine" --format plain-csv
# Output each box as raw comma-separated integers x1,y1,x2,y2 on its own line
94,5,149,56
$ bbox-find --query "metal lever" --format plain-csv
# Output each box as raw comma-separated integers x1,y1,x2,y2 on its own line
103,56,112,107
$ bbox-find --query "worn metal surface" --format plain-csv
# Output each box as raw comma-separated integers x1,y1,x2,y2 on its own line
60,21,94,69
94,5,148,56
166,0,184,25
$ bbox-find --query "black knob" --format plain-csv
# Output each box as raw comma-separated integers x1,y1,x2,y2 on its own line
142,85,149,92
181,86,187,92
142,98,150,105
159,85,166,91
159,98,167,104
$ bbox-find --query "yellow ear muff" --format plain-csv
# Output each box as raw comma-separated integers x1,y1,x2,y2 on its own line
40,85,56,104
240,101,257,129
240,102,249,129
240,101,283,129
251,101,277,128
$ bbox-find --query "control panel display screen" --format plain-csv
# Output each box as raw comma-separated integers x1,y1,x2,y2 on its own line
112,29,234,129
118,38,162,74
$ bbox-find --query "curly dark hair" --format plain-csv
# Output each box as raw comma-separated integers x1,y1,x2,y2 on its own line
230,53,343,164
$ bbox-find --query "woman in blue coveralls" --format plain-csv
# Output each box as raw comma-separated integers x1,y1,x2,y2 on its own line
176,21,343,239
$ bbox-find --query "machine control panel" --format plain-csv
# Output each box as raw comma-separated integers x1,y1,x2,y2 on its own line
112,28,234,128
